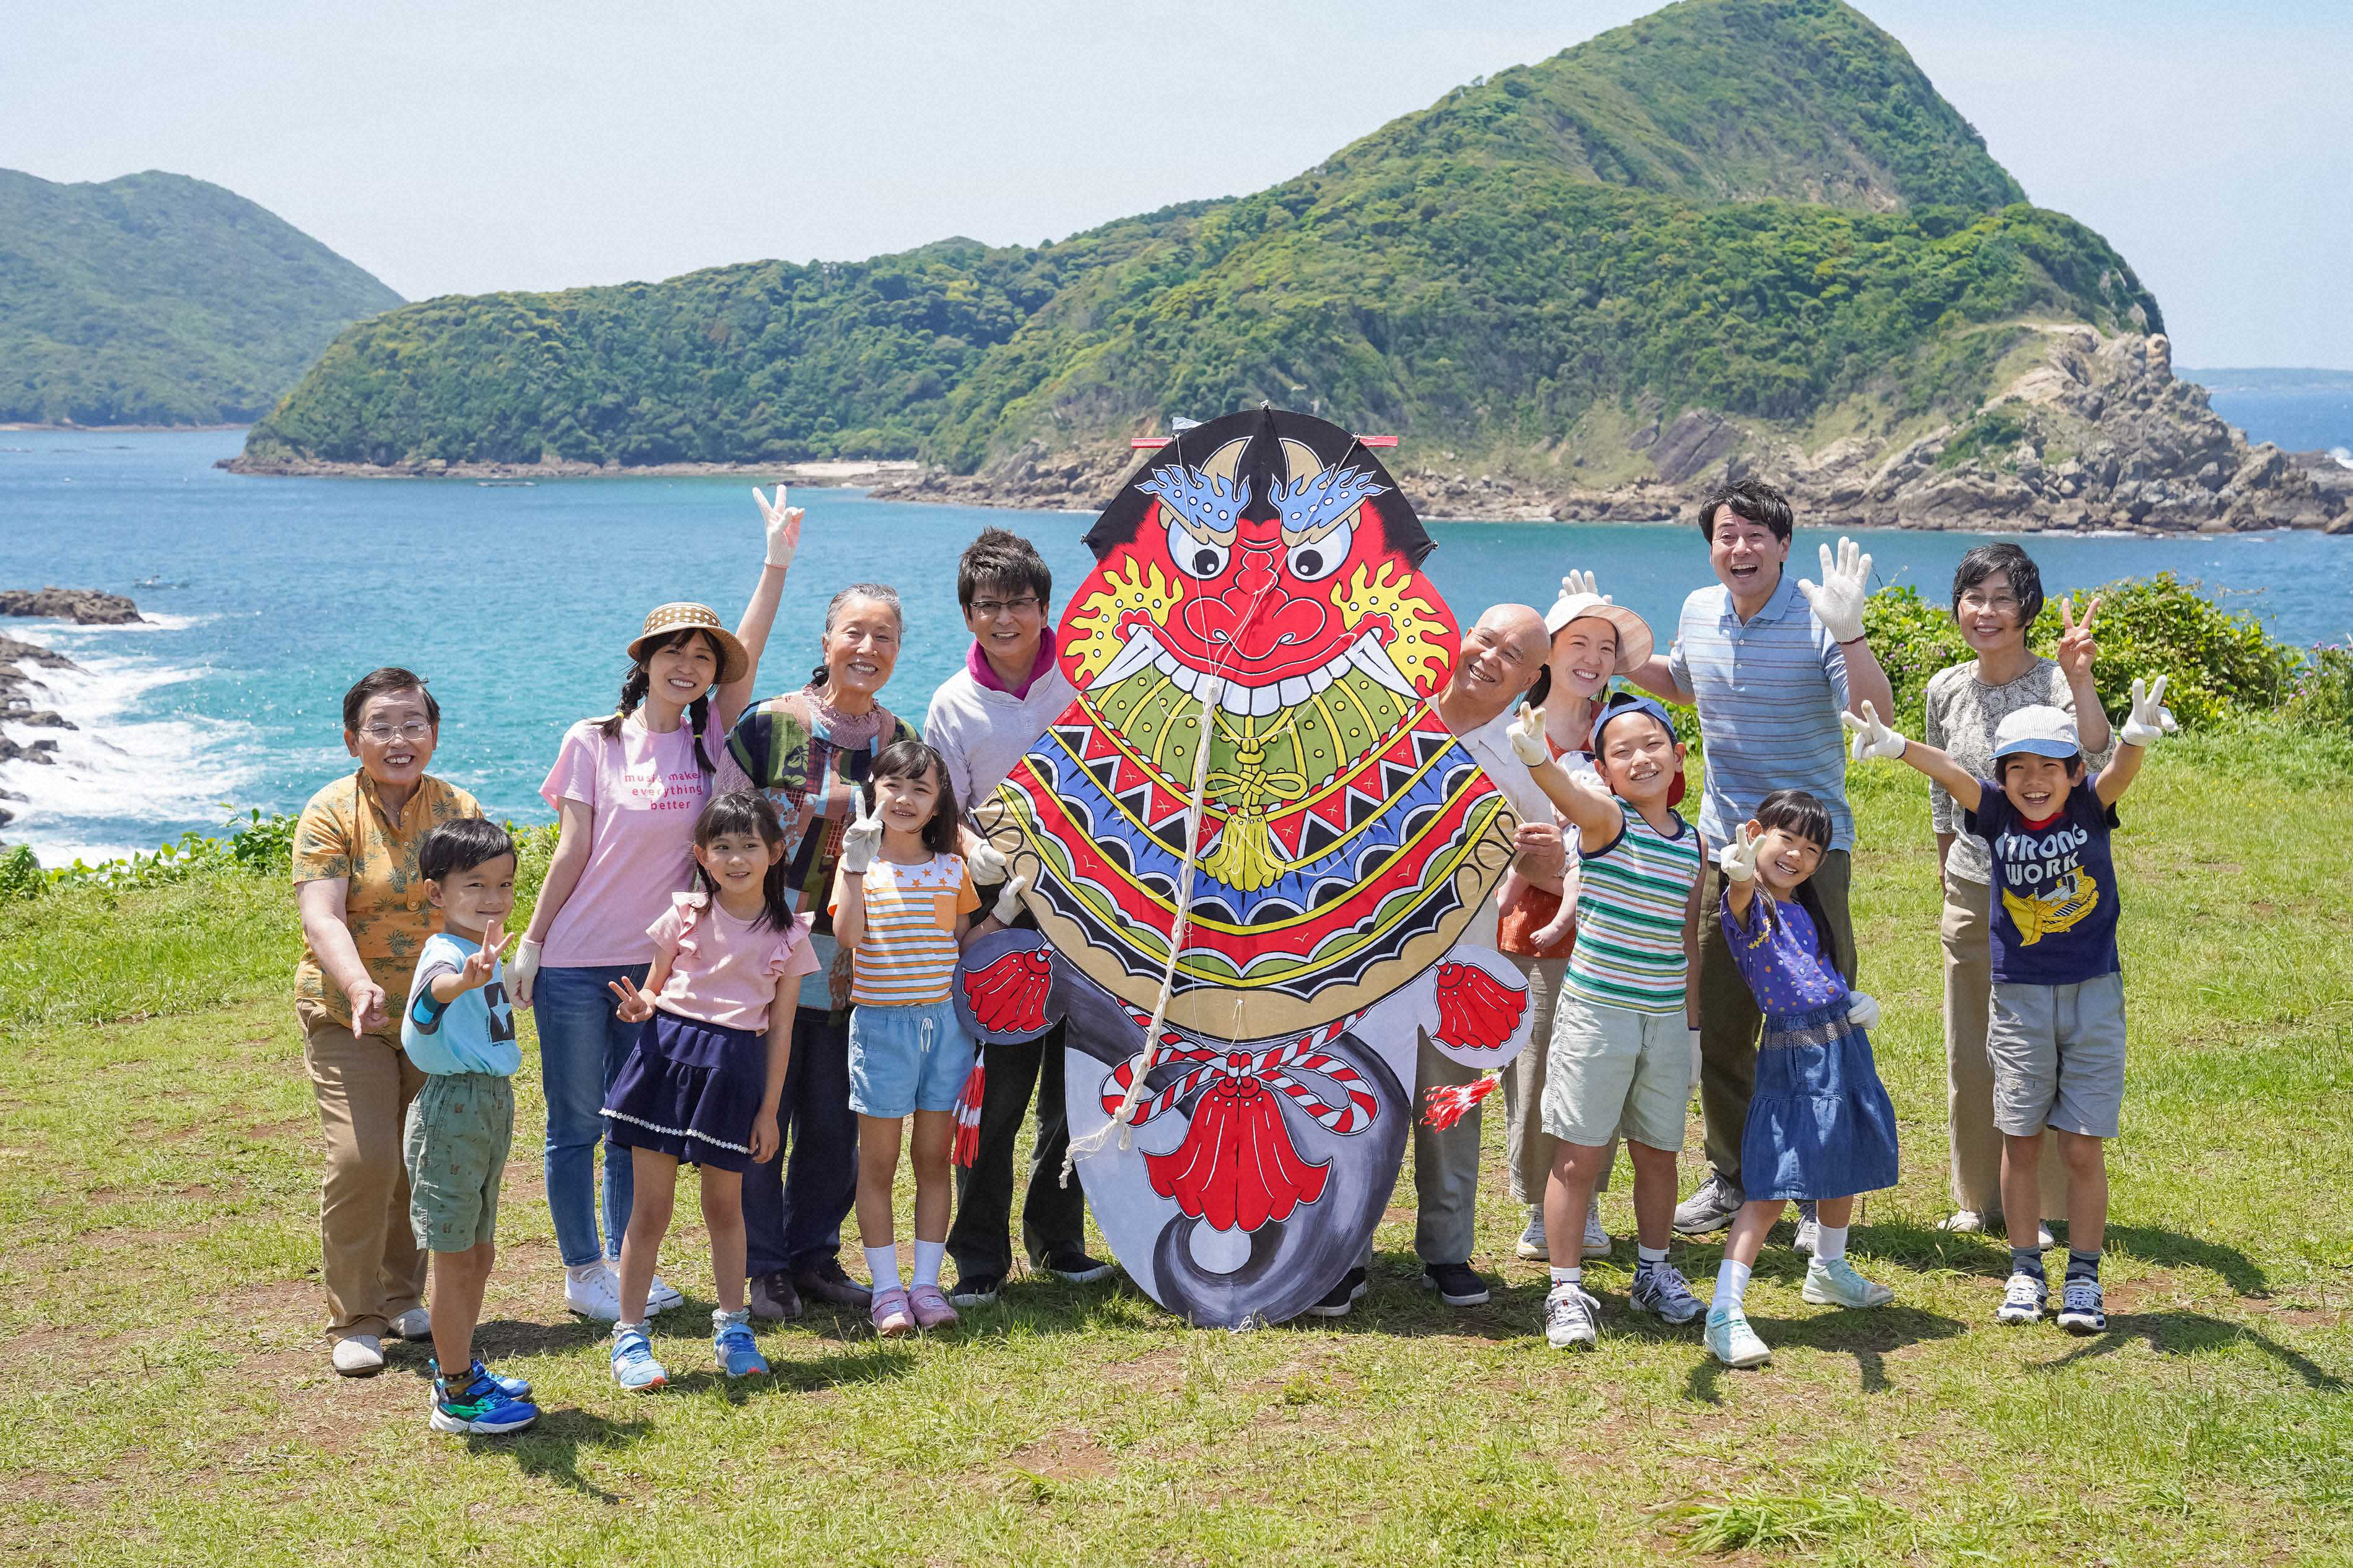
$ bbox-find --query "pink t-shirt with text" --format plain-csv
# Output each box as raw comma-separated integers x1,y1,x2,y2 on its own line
646,893,819,1033
538,717,711,966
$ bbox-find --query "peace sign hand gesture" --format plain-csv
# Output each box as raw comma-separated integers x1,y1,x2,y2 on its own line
838,797,884,875
2120,674,2178,748
607,973,656,1024
1798,537,1872,644
752,485,805,571
1840,700,1909,762
458,916,515,993
1716,823,1764,883
2056,594,2102,682
1507,701,1551,766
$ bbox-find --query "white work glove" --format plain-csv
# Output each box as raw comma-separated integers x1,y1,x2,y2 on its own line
1558,568,1599,600
838,799,882,875
1798,537,1871,644
2120,674,2178,748
752,484,804,571
1840,701,1908,762
993,873,1031,925
1716,825,1763,883
1846,992,1881,1032
510,937,542,1008
1506,701,1550,766
968,839,1009,883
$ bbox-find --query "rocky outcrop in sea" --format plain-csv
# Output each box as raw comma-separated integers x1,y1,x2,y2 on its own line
868,331,2353,537
0,589,139,833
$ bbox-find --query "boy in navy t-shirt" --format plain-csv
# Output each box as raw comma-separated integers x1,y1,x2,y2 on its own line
1844,679,2174,1336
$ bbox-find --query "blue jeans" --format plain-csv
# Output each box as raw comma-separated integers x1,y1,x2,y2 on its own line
535,961,648,1268
742,1007,858,1277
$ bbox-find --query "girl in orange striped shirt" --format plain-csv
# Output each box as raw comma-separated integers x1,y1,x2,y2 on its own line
831,740,1019,1335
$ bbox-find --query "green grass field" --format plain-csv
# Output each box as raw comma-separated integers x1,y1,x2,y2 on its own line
2,734,2349,1566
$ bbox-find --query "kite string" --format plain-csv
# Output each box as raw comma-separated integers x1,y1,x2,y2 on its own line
1063,669,1224,1177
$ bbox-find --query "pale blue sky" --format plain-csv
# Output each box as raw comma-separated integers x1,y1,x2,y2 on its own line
8,1,2347,366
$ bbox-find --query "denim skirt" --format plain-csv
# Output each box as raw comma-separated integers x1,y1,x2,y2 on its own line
1740,1001,1900,1202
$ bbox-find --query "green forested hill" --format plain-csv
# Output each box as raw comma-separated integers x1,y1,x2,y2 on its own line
240,0,2158,475
0,170,402,426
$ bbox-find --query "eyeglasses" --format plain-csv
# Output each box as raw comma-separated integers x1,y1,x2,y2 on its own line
970,596,1042,618
358,719,433,743
1957,594,2022,616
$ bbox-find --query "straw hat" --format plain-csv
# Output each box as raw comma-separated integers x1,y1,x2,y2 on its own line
1544,591,1653,674
628,602,750,687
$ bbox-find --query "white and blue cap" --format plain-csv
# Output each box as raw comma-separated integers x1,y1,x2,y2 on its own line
1991,704,2080,761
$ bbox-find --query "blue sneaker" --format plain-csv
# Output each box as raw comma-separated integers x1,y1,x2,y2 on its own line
430,1371,539,1434
714,1309,768,1378
612,1322,668,1392
430,1356,531,1400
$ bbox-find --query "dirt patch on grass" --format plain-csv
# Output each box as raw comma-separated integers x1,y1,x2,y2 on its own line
1005,1429,1117,1483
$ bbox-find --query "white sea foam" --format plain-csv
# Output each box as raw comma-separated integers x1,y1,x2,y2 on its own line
2,638,263,864
2331,446,2351,470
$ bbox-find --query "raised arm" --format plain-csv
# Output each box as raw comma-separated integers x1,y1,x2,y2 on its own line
1842,701,1984,813
2053,594,2115,758
1507,703,1624,849
1625,653,1693,706
717,485,804,731
1797,537,1895,720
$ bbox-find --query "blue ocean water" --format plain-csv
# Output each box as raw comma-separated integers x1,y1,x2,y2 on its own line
2184,370,2353,461
2,426,2349,862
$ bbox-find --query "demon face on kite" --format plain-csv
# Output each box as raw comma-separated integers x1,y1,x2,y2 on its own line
954,407,1534,1327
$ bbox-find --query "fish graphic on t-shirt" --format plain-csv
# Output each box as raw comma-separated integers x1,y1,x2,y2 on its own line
2001,867,2100,946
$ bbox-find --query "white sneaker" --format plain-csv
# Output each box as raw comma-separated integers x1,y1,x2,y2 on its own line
1996,1270,2047,1325
647,1274,685,1311
1937,1210,1986,1234
565,1263,624,1321
1516,1206,1547,1260
1543,1282,1601,1351
386,1308,432,1340
331,1333,385,1377
1582,1198,1613,1260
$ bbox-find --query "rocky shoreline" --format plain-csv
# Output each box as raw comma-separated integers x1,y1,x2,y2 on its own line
219,453,924,485
0,589,142,833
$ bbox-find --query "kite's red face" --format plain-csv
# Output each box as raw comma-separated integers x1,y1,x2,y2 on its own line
1063,454,1457,703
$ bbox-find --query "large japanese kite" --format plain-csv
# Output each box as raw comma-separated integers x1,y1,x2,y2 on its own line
955,407,1533,1327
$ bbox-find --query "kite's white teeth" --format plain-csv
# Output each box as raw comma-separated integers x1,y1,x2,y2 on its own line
1097,624,1417,711
1092,626,1165,690
1346,631,1418,698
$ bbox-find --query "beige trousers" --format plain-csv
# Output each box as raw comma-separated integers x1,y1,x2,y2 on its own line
1941,876,2069,1220
299,1001,429,1340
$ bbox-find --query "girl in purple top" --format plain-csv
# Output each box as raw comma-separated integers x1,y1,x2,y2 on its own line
1703,788,1900,1370
510,490,802,1321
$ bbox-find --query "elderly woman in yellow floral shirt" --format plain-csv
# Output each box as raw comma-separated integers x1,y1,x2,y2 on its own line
292,667,482,1376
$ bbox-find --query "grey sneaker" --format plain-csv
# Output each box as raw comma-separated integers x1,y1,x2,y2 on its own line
1515,1206,1547,1260
1582,1198,1613,1260
1630,1260,1703,1325
1673,1170,1744,1235
1791,1200,1819,1255
1543,1282,1601,1350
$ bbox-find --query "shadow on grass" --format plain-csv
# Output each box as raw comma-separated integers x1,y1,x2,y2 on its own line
474,1314,612,1359
2033,1310,2342,1390
2102,1225,2270,1298
1682,1305,1970,1405
476,1406,655,1502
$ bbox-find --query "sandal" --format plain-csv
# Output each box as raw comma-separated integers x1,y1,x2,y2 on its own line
869,1285,915,1338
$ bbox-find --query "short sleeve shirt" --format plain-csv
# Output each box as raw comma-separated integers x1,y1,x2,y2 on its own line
1963,779,2121,985
292,771,482,1034
536,717,711,966
646,893,820,1033
400,932,521,1076
1666,573,1854,850
830,853,980,1006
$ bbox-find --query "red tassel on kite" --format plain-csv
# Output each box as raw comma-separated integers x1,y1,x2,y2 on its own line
950,1055,986,1169
962,946,1054,1036
1145,1076,1329,1232
1432,961,1529,1054
1421,1073,1500,1130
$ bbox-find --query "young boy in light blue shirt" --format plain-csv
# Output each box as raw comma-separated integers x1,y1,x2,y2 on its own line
401,816,537,1433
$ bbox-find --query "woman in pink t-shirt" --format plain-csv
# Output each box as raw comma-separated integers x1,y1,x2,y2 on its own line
510,490,802,1320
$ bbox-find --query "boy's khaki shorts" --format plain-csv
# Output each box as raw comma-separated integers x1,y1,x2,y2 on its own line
1542,990,1689,1152
1988,973,2126,1140
402,1072,515,1252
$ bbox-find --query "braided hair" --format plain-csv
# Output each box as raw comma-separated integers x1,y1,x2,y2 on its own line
599,627,718,774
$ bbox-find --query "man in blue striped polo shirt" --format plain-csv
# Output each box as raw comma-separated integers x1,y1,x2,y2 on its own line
1625,477,1894,1236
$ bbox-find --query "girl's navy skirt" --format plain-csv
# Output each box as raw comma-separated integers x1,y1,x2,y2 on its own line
1741,1000,1900,1202
601,1009,766,1173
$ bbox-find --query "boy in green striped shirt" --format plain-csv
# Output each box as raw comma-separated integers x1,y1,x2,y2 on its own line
1507,692,1707,1351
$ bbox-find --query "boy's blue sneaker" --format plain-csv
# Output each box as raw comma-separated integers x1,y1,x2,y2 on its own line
430,1356,531,1399
714,1309,768,1379
430,1372,539,1434
612,1323,668,1391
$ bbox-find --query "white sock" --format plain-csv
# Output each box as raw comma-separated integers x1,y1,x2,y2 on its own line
1636,1242,1669,1269
1815,1224,1849,1263
913,1239,945,1288
1549,1264,1581,1288
1711,1259,1752,1315
863,1245,902,1291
